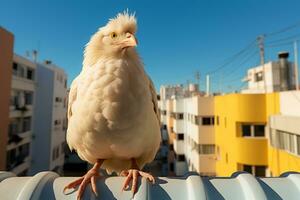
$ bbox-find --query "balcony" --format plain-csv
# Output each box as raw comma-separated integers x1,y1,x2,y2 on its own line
236,137,268,165
0,171,299,199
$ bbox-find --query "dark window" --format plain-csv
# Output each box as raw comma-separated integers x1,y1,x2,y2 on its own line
243,165,252,174
212,117,215,125
64,79,67,88
255,72,263,82
169,163,174,171
163,125,167,130
242,125,251,137
169,144,174,151
216,116,219,125
179,113,184,120
255,166,266,177
27,69,34,80
177,154,185,162
177,134,184,140
12,62,18,75
22,117,31,132
162,110,167,115
254,125,265,137
25,92,33,105
202,117,211,125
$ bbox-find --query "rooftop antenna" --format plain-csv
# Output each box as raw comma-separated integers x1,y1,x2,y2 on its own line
32,50,38,63
257,35,267,93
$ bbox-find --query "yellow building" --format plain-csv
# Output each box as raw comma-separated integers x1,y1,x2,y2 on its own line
215,93,269,176
215,92,300,177
267,91,300,176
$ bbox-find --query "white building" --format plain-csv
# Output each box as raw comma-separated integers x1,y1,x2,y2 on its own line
242,52,296,94
6,54,36,175
30,61,68,175
184,96,215,176
159,83,215,176
269,90,300,158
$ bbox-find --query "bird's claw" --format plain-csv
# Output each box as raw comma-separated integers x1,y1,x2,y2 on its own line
121,169,155,197
63,169,100,200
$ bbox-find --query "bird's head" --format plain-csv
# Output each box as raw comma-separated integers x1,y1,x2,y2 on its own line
83,11,138,68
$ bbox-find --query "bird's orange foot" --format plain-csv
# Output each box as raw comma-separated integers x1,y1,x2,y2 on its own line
63,168,100,200
120,169,155,196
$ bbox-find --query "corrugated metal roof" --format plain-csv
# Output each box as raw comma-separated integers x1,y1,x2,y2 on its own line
0,171,299,200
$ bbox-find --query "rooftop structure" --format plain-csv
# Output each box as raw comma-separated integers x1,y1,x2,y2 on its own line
0,171,300,199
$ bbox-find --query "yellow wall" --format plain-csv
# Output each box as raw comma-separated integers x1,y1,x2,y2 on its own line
266,92,300,176
215,94,268,176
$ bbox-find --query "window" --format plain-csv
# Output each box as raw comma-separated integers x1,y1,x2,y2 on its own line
55,97,62,102
177,133,184,140
26,68,34,80
255,166,266,177
216,116,219,125
22,117,31,132
12,62,18,76
243,165,266,177
242,124,265,137
194,116,199,125
177,154,185,162
169,144,174,151
202,117,211,125
162,110,167,115
64,79,67,88
163,125,167,130
255,72,263,82
201,116,214,126
297,136,300,156
242,125,251,137
54,119,61,125
288,134,296,153
169,163,174,171
178,113,184,120
24,92,33,105
19,143,30,157
198,144,215,154
254,125,265,137
9,119,20,136
243,165,252,174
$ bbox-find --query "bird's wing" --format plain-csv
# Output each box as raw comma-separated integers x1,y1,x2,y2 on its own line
148,76,160,125
67,78,78,120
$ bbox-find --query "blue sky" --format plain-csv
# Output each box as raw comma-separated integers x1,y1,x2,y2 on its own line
1,0,300,92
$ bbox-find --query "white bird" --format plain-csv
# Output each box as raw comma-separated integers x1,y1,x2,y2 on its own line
64,12,161,199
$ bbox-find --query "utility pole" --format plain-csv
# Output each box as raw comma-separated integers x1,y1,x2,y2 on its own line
294,40,299,90
257,35,267,93
206,75,210,96
195,71,200,90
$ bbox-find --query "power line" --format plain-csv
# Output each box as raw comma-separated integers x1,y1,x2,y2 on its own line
265,21,300,37
266,32,300,45
266,41,294,48
222,49,258,80
207,39,257,75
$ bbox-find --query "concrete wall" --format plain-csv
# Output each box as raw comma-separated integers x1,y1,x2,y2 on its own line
30,65,54,174
0,27,14,170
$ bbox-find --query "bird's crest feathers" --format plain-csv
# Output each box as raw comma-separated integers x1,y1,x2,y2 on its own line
83,11,137,68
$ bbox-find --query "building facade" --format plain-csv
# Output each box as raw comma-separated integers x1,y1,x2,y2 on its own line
6,54,37,175
0,27,14,171
242,52,296,94
30,62,68,175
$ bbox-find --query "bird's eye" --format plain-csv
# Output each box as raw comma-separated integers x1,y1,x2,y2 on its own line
110,32,118,39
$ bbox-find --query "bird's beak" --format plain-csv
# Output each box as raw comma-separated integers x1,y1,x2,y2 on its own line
121,33,137,49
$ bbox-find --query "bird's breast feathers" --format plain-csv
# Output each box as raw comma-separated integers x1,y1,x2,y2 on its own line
67,58,160,163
